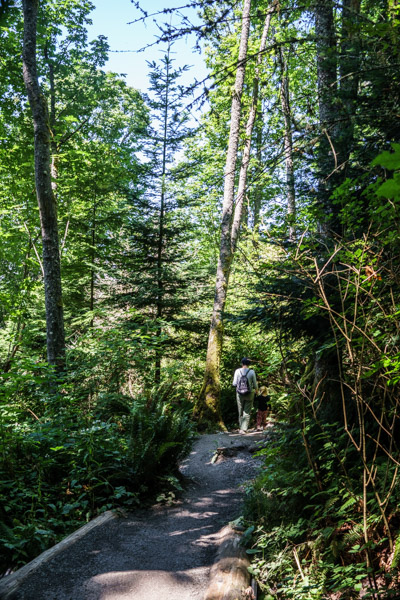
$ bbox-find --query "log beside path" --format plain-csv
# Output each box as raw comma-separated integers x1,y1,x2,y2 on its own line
0,512,117,600
0,431,266,600
204,525,255,600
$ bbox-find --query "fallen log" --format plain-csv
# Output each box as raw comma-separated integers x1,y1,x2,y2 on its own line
211,445,250,464
204,525,254,600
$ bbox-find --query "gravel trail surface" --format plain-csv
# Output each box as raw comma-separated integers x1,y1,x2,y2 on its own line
9,430,266,600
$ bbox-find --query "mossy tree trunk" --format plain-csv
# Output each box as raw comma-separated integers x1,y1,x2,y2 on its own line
337,0,360,176
313,0,361,413
313,0,342,407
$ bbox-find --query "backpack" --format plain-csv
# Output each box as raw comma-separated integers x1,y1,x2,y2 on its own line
237,368,251,395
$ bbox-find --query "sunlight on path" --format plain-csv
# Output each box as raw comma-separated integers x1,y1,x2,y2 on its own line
87,568,208,600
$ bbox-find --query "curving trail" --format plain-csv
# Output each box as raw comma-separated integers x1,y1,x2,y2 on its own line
6,431,266,600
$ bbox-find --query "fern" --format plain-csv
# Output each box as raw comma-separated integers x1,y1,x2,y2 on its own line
342,523,364,548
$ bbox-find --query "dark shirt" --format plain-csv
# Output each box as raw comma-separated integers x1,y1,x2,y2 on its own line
255,394,270,411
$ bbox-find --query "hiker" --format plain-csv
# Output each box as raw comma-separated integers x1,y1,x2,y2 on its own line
255,386,271,431
232,357,258,433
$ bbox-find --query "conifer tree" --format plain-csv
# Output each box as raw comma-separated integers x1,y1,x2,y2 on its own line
116,47,200,383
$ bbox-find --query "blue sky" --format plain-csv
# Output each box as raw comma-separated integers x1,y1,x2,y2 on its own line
86,0,208,96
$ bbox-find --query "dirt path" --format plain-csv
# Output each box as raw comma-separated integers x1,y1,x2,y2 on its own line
6,430,267,600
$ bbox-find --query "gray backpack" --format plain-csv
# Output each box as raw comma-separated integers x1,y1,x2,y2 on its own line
237,368,251,395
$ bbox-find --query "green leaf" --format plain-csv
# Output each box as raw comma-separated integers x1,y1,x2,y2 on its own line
372,143,400,169
376,179,400,198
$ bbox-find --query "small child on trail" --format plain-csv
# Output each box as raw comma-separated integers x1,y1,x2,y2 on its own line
255,386,270,431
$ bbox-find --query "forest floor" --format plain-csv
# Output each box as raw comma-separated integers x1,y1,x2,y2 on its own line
7,428,269,600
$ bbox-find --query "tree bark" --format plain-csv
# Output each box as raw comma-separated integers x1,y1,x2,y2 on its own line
230,2,275,252
253,120,263,231
313,3,344,410
337,0,360,176
203,526,251,600
196,0,256,427
44,41,59,195
279,46,296,241
22,0,65,369
315,0,338,233
90,199,96,329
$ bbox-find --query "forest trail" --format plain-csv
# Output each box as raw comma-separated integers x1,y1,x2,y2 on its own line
5,430,267,600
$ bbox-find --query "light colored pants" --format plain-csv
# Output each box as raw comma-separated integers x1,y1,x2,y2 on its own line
236,392,254,431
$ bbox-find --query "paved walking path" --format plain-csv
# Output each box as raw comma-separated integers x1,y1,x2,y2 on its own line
4,431,265,600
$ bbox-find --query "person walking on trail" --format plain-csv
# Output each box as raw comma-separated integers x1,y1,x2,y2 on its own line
255,386,270,431
232,357,258,433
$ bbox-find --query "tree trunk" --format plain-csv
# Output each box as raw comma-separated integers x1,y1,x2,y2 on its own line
230,2,275,252
315,0,338,233
279,46,296,241
313,2,344,410
195,0,253,427
203,526,251,600
90,199,96,328
44,41,58,193
22,0,65,369
313,1,361,413
253,120,263,230
337,0,360,176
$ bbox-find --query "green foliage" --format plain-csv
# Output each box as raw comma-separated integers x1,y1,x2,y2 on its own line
0,361,194,574
0,3,201,576
244,421,400,599
235,147,400,598
1,0,400,596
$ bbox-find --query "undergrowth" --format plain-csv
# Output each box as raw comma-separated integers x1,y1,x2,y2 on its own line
0,365,194,576
244,422,400,599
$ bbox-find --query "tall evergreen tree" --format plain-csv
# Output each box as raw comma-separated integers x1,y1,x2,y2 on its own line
115,47,201,384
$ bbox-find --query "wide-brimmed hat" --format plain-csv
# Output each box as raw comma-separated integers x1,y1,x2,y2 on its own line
259,386,268,395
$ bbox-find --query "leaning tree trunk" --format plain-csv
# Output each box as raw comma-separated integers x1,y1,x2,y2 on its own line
195,0,253,427
22,0,65,369
197,1,278,427
279,46,296,241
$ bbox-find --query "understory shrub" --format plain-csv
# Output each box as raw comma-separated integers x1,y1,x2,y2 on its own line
244,422,400,599
0,371,194,575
